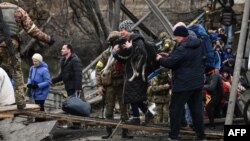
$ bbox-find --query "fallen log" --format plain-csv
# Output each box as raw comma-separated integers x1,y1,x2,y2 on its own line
14,111,223,139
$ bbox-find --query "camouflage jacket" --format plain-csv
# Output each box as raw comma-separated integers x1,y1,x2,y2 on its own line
0,2,50,43
95,48,124,87
147,70,171,103
148,70,171,96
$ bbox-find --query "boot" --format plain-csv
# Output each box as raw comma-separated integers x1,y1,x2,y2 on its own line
17,104,26,110
101,127,113,139
143,110,154,125
122,129,133,139
125,117,140,125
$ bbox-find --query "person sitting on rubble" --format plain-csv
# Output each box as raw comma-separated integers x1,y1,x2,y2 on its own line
0,65,15,106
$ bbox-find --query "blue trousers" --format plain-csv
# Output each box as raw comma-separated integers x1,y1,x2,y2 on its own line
169,89,206,140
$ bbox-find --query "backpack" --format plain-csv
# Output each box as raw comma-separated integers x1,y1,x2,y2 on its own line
143,41,160,74
187,24,220,69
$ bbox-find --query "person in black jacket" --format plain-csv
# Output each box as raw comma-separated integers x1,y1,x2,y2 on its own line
52,44,83,96
112,20,154,126
219,1,236,48
52,44,83,129
156,26,206,141
203,66,224,129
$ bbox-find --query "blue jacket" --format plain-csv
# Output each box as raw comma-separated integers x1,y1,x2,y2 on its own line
159,36,204,92
28,62,51,100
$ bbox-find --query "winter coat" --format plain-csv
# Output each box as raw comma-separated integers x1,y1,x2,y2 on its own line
28,62,51,100
52,53,83,91
113,33,148,104
0,67,15,105
204,72,224,94
159,36,204,92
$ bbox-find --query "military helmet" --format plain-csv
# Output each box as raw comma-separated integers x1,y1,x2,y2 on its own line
0,0,19,5
159,32,168,39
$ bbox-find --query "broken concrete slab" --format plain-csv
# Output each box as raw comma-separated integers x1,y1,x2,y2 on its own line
0,118,57,141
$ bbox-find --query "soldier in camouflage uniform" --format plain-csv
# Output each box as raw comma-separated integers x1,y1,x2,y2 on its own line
95,31,132,139
159,32,174,53
147,68,171,123
0,0,54,109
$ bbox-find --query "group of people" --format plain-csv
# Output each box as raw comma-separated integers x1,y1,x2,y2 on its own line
0,0,243,141
95,19,209,140
0,0,85,127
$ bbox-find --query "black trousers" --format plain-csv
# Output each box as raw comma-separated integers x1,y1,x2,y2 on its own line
35,100,45,122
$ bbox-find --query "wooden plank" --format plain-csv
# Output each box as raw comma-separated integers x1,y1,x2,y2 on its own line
16,111,223,139
0,104,40,112
0,113,14,118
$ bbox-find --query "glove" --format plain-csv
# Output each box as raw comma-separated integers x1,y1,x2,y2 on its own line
27,84,32,88
32,84,39,89
48,36,55,46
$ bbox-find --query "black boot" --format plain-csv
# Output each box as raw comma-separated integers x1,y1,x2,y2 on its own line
143,110,154,125
17,104,26,110
125,117,140,125
101,127,113,139
122,129,133,139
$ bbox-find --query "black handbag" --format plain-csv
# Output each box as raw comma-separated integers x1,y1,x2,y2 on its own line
62,93,91,117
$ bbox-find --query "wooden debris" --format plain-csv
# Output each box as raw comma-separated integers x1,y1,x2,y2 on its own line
0,104,40,112
0,113,14,118
14,111,223,139
0,104,40,118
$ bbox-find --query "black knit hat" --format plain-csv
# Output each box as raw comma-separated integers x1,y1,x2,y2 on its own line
173,26,189,37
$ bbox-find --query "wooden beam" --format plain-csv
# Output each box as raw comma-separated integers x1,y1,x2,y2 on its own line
0,104,40,113
15,111,223,139
0,113,14,118
119,2,158,40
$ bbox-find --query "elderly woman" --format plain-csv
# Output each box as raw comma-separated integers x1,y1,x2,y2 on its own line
27,53,51,120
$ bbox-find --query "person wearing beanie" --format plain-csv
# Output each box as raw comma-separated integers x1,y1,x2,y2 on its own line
119,20,134,32
173,26,189,37
27,53,51,121
173,22,186,31
156,25,206,140
112,20,154,127
173,22,197,37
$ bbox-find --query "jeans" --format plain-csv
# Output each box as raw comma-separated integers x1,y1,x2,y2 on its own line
184,103,192,125
169,89,206,140
222,25,233,48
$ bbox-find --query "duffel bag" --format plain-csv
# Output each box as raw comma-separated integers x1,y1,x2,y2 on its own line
62,93,91,117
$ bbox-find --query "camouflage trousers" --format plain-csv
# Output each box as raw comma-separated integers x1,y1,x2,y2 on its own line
0,40,26,106
153,95,170,123
155,103,169,123
104,85,129,121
